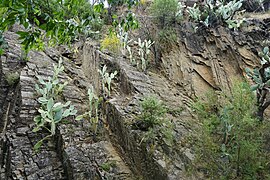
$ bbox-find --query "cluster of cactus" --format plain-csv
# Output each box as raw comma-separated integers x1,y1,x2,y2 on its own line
134,38,155,71
76,86,102,134
245,47,270,120
98,65,118,97
116,25,132,50
186,0,244,30
126,38,154,72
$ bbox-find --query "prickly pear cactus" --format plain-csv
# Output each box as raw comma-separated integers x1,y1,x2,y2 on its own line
245,47,270,120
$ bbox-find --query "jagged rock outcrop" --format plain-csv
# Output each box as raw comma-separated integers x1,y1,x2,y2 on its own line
161,18,270,97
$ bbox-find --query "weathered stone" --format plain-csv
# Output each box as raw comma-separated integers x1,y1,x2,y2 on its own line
16,127,30,136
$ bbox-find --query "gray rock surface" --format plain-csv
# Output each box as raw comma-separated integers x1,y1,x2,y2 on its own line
0,30,134,180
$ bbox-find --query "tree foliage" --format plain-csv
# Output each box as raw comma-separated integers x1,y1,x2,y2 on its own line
0,0,98,54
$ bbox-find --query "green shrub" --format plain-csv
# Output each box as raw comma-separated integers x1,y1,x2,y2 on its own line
5,72,20,86
150,0,178,28
136,96,174,150
139,96,166,127
0,7,7,18
0,31,8,55
100,34,121,54
1,0,103,54
157,28,177,50
192,82,270,179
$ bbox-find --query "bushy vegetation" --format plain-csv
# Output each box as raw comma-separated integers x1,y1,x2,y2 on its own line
0,0,103,54
150,0,179,28
112,12,139,33
101,34,121,54
135,96,174,151
0,31,7,56
157,28,177,50
5,72,20,86
192,82,270,179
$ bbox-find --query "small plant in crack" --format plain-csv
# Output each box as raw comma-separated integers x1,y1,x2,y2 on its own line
33,58,77,151
98,65,117,97
100,160,117,172
76,86,103,134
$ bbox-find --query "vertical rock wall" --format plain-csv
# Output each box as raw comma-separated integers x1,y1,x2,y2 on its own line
82,41,101,94
0,30,134,180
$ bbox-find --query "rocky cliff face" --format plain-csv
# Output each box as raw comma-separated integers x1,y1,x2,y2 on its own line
0,15,269,180
0,29,134,180
162,18,270,97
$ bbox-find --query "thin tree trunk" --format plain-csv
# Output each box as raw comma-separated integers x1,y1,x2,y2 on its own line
237,145,241,176
257,106,264,121
0,55,3,125
0,56,1,84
